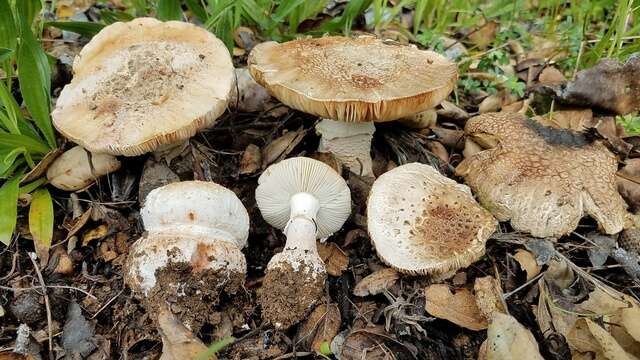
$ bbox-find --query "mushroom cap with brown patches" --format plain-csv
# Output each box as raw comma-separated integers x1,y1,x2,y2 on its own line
367,163,496,275
52,17,234,156
248,36,457,122
455,112,627,238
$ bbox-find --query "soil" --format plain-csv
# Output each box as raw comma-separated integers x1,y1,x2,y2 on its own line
145,261,245,333
258,262,326,330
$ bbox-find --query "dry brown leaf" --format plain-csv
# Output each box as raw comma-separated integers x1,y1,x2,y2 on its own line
534,109,593,131
296,303,341,353
468,21,498,50
353,268,400,297
486,312,544,359
82,225,109,246
425,140,449,163
239,144,261,175
513,249,541,281
474,276,508,319
586,318,637,360
538,66,566,86
262,128,306,168
437,100,469,123
340,327,396,360
157,308,212,360
317,242,349,276
309,152,341,173
424,284,488,331
618,159,640,213
64,207,92,241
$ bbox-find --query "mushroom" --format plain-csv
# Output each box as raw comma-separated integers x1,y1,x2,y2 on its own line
46,145,120,191
255,157,351,329
456,112,627,238
52,17,234,156
125,181,249,332
248,36,457,177
367,162,496,275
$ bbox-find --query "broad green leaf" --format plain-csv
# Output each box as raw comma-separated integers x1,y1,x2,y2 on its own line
100,9,135,24
157,0,183,21
0,133,49,154
0,47,13,63
29,188,53,265
15,0,42,31
44,21,105,37
0,175,20,245
17,21,56,148
19,177,47,194
271,0,307,24
0,0,17,51
0,157,24,179
184,0,208,22
0,80,22,134
2,147,27,168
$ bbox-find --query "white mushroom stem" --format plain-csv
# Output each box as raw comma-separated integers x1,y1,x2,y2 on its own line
283,192,320,253
316,119,375,178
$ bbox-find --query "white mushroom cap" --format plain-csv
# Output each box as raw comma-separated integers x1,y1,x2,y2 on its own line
126,181,249,295
367,163,497,275
255,157,351,239
52,18,234,156
46,145,121,191
141,181,249,248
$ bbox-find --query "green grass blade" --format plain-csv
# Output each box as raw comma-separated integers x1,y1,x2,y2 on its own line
0,175,20,245
17,21,56,148
185,0,209,22
0,0,17,51
15,0,42,31
0,81,22,134
29,187,53,263
44,21,105,37
157,0,184,21
0,47,13,63
195,337,235,360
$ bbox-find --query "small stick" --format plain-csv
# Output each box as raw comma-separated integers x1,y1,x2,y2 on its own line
90,289,124,319
28,252,53,359
0,285,97,299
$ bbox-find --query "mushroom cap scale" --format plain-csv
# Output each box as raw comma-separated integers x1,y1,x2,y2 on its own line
141,181,249,249
52,18,234,156
367,163,497,275
255,157,351,239
248,36,457,122
456,112,627,238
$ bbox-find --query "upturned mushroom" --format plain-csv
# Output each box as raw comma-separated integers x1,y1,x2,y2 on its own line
367,162,496,275
248,36,457,177
255,157,351,329
456,112,627,238
125,181,249,332
46,145,120,191
52,17,234,156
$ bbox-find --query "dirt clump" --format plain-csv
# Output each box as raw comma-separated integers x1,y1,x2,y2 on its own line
258,262,326,329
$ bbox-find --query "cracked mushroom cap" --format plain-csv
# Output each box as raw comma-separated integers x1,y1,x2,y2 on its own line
367,163,497,275
248,36,457,122
127,181,249,295
46,145,120,191
456,112,627,238
255,157,351,239
52,18,234,156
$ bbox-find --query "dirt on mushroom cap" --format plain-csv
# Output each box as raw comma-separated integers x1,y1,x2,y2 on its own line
248,36,457,122
258,262,326,330
456,112,627,238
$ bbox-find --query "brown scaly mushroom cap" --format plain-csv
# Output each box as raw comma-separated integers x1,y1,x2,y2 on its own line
248,36,457,122
456,112,627,238
52,18,234,156
367,163,496,275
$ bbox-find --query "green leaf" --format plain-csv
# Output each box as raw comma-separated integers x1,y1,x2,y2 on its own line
0,0,17,51
184,0,208,22
0,133,49,154
0,80,23,134
195,337,235,360
44,21,105,37
29,188,53,264
0,175,20,245
100,9,135,24
17,21,56,148
157,0,183,21
0,47,13,63
15,0,42,31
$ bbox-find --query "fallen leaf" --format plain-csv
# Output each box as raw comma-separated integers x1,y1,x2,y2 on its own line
513,249,541,281
398,108,437,129
239,144,261,175
436,100,469,124
424,284,488,331
468,21,498,50
309,152,341,173
340,326,398,360
474,276,508,319
157,307,212,360
555,55,640,115
317,242,349,276
21,148,63,184
587,232,616,268
538,66,566,86
82,224,110,246
63,207,92,241
262,128,306,168
486,312,544,359
138,158,180,204
441,36,467,60
534,109,593,131
586,318,637,360
63,302,97,358
29,188,54,266
618,159,640,213
353,268,400,297
296,303,341,353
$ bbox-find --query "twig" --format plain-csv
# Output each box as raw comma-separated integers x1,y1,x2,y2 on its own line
0,252,18,281
90,289,124,319
28,252,53,359
503,272,544,300
0,284,97,299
